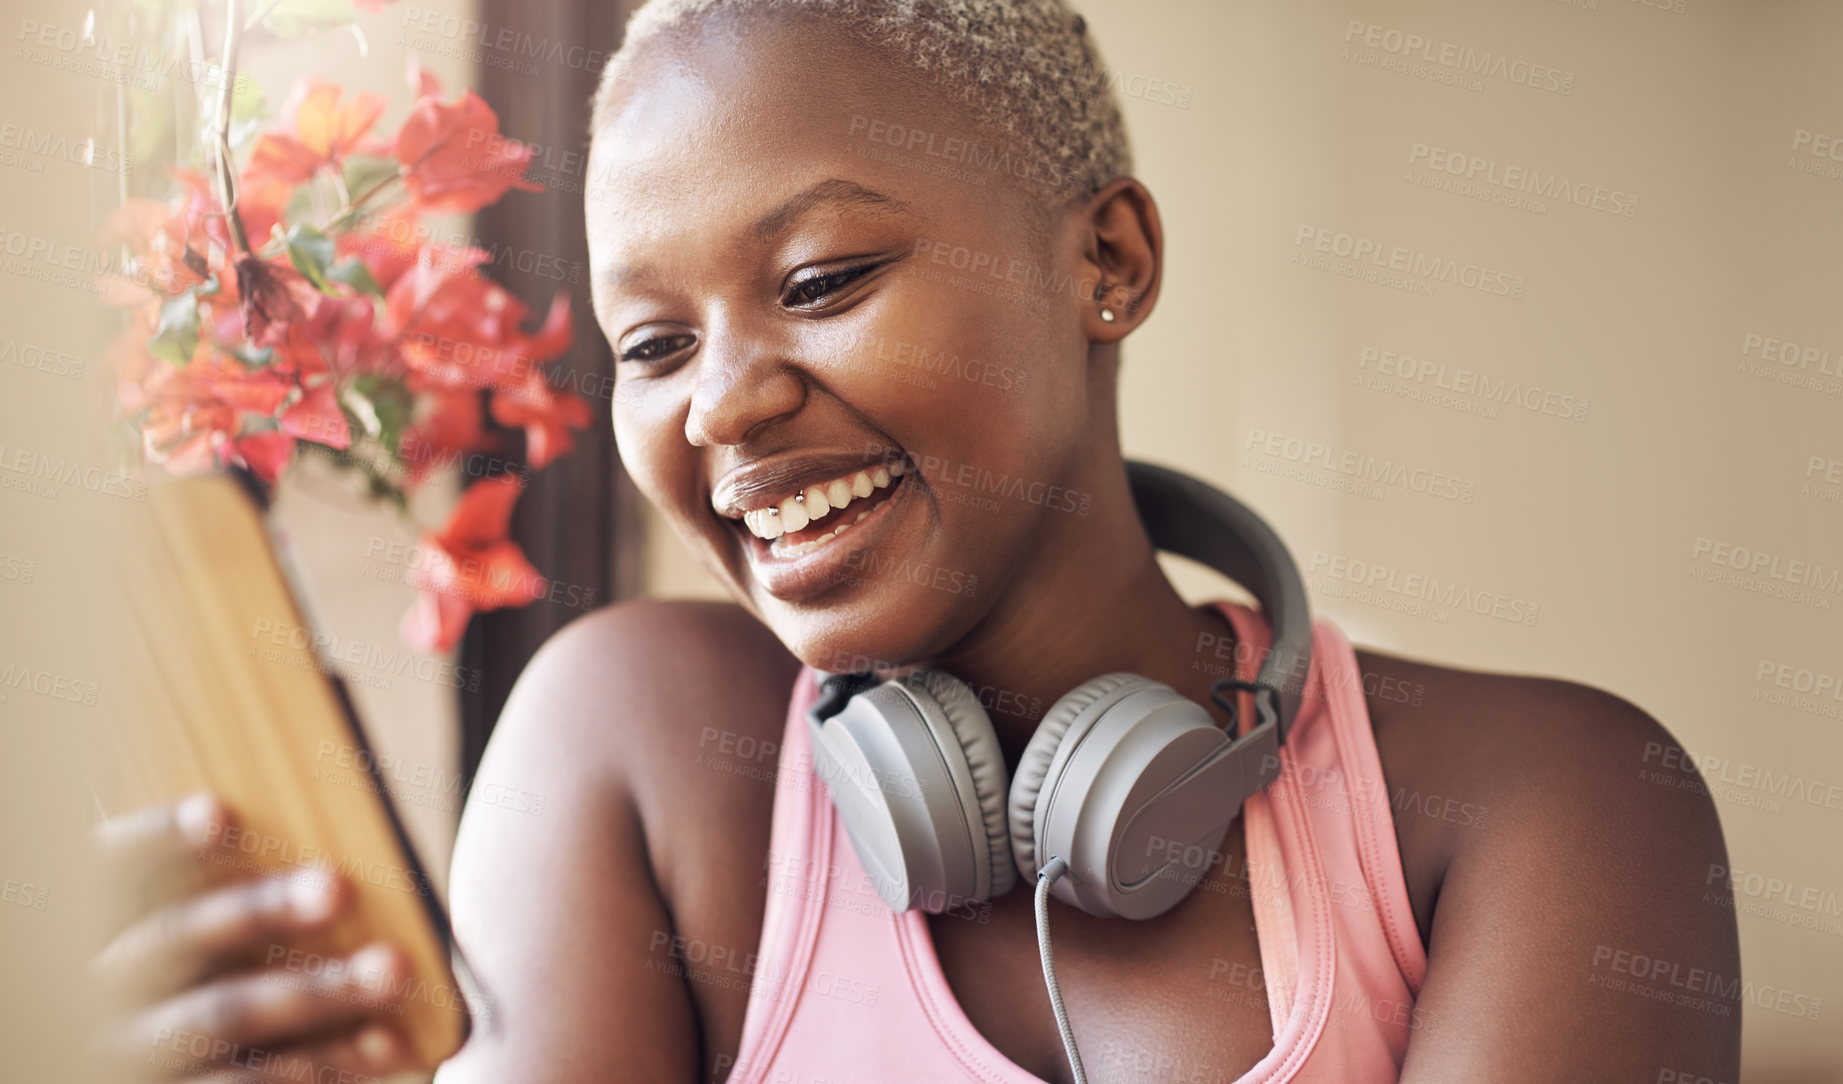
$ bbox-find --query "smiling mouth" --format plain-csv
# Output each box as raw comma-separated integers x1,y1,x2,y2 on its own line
730,458,909,559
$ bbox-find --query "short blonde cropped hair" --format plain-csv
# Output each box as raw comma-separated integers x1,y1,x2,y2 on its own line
590,0,1134,210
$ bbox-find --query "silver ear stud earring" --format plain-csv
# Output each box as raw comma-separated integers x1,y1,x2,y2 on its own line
1099,307,1116,323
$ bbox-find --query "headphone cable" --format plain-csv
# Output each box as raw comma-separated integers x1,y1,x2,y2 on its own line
1035,857,1087,1084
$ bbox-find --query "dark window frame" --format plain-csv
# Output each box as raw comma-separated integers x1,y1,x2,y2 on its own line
459,0,646,789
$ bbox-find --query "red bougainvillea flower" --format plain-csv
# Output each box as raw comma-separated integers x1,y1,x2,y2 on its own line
280,293,401,382
98,199,199,304
231,253,321,346
113,326,300,484
491,369,592,470
400,473,546,653
245,80,387,197
387,265,571,394
280,380,351,450
104,49,586,655
338,208,427,296
394,88,542,215
97,167,241,303
521,290,573,364
340,206,488,298
381,239,488,322
197,309,332,390
231,430,298,486
118,344,237,474
398,389,486,486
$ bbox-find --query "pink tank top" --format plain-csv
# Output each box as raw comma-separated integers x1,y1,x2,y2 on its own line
726,601,1428,1083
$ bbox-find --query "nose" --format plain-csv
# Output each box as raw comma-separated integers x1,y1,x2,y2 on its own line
683,319,807,447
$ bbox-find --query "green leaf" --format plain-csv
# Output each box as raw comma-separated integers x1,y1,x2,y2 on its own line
225,342,276,368
352,374,414,460
342,383,383,440
285,223,337,293
342,156,402,205
149,292,200,366
328,257,382,298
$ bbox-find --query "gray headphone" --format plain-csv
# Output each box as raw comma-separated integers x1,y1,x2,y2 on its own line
806,460,1312,921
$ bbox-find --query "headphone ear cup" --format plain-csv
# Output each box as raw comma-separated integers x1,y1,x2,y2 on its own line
896,670,1018,902
1007,672,1148,882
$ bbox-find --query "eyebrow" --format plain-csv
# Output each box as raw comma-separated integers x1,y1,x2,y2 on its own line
749,178,909,241
597,178,911,295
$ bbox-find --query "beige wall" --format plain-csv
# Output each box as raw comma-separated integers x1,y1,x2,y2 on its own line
644,1,1843,1077
0,0,477,1077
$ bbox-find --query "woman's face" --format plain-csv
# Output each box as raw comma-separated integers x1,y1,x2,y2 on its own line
587,15,1114,669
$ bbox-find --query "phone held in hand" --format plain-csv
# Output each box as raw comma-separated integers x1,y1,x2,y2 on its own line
95,470,478,1071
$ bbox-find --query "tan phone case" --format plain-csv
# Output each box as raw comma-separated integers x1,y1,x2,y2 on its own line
96,470,473,1071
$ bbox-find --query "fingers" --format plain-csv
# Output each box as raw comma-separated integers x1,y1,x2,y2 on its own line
100,942,411,1082
94,871,346,1004
154,1024,404,1084
94,793,234,928
96,792,226,870
90,797,419,1084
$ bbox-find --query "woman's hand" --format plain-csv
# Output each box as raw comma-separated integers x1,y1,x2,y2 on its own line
91,793,415,1082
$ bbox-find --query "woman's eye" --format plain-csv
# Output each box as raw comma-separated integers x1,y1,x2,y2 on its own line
619,333,695,364
783,262,878,308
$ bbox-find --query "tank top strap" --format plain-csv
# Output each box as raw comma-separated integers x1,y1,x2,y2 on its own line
1214,598,1428,1029
730,666,830,1081
1301,617,1429,997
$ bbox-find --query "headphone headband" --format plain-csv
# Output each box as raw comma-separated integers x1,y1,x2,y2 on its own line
814,462,1312,741
1124,459,1312,743
802,463,1314,931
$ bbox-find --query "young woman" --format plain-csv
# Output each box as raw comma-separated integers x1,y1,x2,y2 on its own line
96,2,1741,1082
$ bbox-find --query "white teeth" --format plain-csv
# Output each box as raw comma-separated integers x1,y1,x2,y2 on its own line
744,509,782,540
773,518,856,558
779,494,810,532
762,502,881,555
730,459,909,546
802,485,831,519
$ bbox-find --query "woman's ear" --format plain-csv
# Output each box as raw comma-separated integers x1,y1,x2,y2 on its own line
1078,177,1164,343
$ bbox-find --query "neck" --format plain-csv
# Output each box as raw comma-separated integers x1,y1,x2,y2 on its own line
925,457,1241,767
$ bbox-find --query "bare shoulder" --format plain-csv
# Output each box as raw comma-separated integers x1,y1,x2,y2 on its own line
487,598,801,795
476,596,803,918
490,598,797,747
1348,646,1728,907
1349,647,1741,1082
438,599,799,1083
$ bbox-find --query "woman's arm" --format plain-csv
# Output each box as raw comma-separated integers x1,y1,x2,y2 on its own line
1395,677,1742,1082
433,604,712,1083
